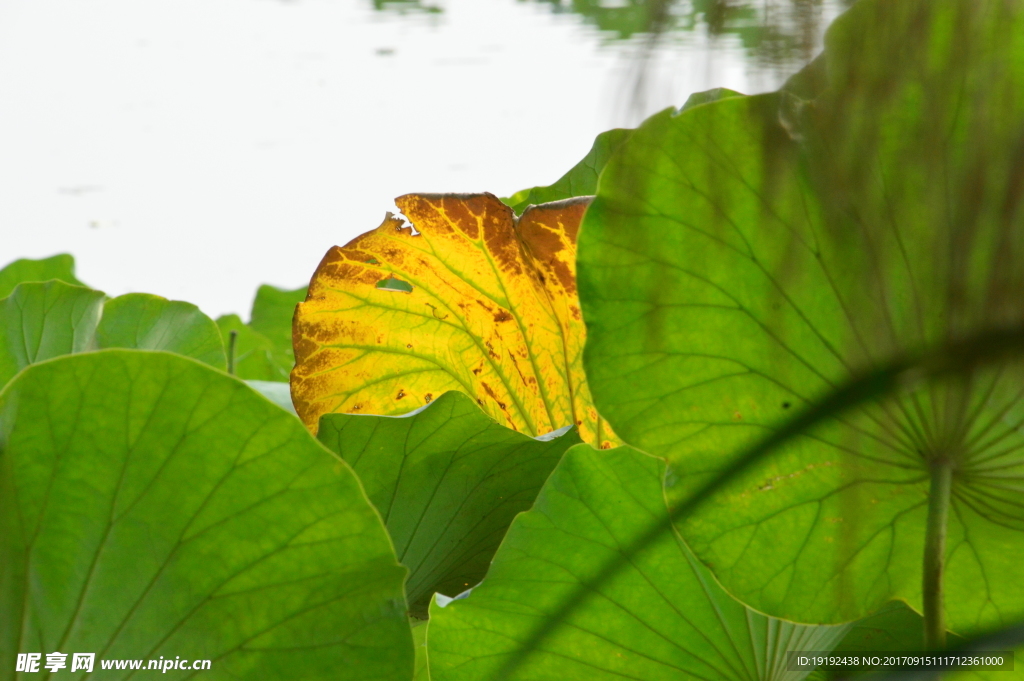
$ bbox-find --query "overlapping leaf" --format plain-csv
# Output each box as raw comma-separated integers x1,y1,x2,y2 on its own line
250,284,307,355
426,444,848,681
316,391,581,617
0,282,226,387
216,313,280,379
0,350,412,680
0,253,84,299
292,193,617,447
578,0,1024,632
216,284,306,381
805,602,966,681
0,281,105,386
502,88,744,215
503,129,632,215
96,293,225,369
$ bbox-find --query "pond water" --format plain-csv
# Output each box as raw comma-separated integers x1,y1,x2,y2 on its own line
0,0,842,317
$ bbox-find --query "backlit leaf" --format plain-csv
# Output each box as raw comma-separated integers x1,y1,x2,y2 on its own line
216,313,282,380
0,253,84,299
426,444,848,681
0,281,105,387
96,293,226,370
806,602,966,680
501,88,743,216
0,350,412,680
250,283,307,371
503,129,632,215
578,0,1024,632
414,619,431,681
316,391,581,617
292,193,618,447
215,283,307,382
0,283,228,387
246,380,299,415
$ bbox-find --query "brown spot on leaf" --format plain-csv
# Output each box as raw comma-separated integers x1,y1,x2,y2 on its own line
480,382,499,401
291,191,620,447
518,198,589,295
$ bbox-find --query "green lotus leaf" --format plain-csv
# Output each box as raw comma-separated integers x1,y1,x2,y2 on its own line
426,444,847,681
805,602,967,681
316,391,581,617
678,86,745,110
246,380,298,415
413,619,431,681
216,313,283,381
0,281,105,387
503,128,632,214
1,284,230,389
95,293,226,370
503,88,743,216
249,284,306,371
0,350,412,680
578,0,1024,633
0,253,84,299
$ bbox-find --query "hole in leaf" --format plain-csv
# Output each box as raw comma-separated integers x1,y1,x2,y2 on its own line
365,257,380,265
376,277,413,293
782,402,791,409
394,211,420,236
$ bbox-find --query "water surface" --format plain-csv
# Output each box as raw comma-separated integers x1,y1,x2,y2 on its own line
0,0,838,316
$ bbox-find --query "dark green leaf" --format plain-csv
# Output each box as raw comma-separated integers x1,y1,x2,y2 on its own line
427,444,847,681
498,327,1024,678
317,391,581,616
806,602,967,680
578,0,1024,631
0,350,412,680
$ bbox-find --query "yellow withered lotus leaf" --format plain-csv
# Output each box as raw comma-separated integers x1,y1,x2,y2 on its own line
291,192,618,448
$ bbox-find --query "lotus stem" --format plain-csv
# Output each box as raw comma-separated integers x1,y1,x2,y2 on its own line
228,330,238,375
923,458,952,650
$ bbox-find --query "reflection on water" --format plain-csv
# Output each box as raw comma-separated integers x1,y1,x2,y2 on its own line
374,0,442,14
370,0,851,69
371,0,443,15
3,0,845,317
